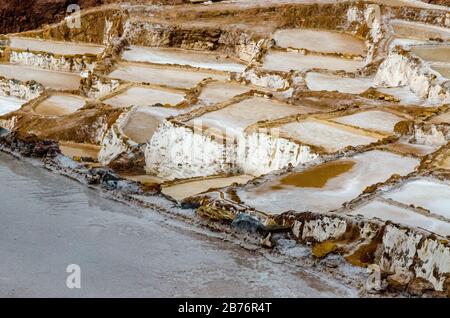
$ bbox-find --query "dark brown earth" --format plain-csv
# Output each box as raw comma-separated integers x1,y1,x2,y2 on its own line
0,0,191,34
422,0,450,5
0,0,101,34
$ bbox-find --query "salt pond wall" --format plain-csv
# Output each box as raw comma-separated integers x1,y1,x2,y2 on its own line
291,213,450,293
144,121,318,180
0,77,43,100
8,49,97,73
374,49,450,104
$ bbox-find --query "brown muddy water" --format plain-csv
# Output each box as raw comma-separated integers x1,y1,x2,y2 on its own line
59,141,100,160
270,161,355,191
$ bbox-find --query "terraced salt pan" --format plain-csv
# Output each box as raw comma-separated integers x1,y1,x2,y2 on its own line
348,200,450,237
370,0,450,10
273,29,366,56
104,86,185,108
384,179,450,219
377,87,424,105
162,175,254,202
0,95,26,116
389,38,426,51
385,141,437,156
59,141,100,160
238,150,419,214
122,46,246,73
34,94,86,116
108,63,227,89
187,97,314,137
123,106,180,144
411,45,450,64
9,37,105,55
0,64,81,90
197,81,251,106
391,20,450,41
305,72,372,94
431,65,450,79
262,51,365,73
429,111,450,124
280,120,379,152
332,110,404,134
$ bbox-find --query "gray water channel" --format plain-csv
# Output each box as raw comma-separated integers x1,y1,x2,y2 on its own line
0,152,357,297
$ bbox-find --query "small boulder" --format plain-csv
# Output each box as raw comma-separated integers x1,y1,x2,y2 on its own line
231,213,264,233
407,277,435,296
387,270,413,292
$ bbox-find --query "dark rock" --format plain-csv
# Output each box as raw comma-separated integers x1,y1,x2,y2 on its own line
387,271,413,292
231,213,264,233
407,277,435,296
87,167,121,188
0,132,60,158
0,127,9,138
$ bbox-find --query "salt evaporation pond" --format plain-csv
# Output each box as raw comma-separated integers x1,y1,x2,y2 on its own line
274,29,366,55
9,37,105,55
0,95,26,115
123,46,246,73
237,150,419,214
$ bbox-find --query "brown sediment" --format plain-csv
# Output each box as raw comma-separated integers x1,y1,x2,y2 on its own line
440,156,450,169
312,242,338,258
384,142,436,157
345,234,384,267
270,160,355,190
59,141,100,160
197,205,236,222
